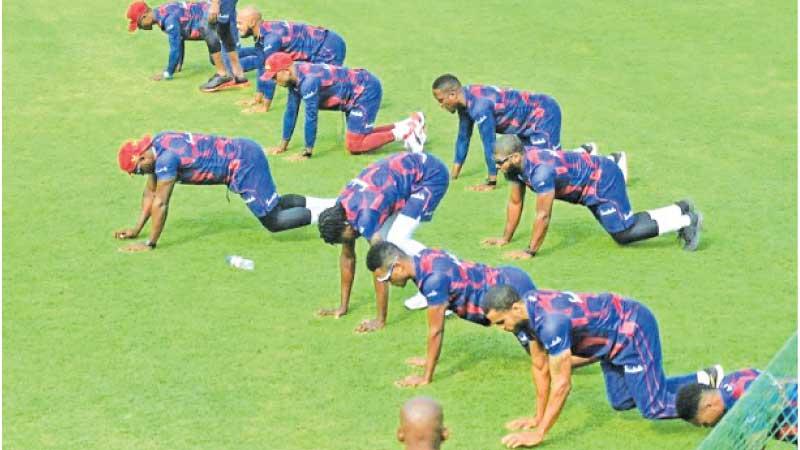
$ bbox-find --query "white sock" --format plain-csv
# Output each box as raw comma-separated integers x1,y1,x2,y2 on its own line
386,214,424,254
306,197,337,224
696,370,711,385
647,204,691,235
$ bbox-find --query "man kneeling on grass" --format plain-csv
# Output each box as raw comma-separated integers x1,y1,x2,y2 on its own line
481,285,723,448
114,131,332,251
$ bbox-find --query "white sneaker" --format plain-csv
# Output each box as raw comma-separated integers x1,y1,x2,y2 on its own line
609,151,628,183
404,292,428,310
404,126,426,153
410,111,425,130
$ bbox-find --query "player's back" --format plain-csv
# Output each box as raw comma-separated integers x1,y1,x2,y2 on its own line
296,62,369,109
527,290,637,359
417,248,500,324
523,149,604,203
153,131,244,185
262,21,328,58
465,84,547,133
154,2,206,37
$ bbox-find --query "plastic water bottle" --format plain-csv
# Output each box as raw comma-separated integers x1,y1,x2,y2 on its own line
226,255,254,271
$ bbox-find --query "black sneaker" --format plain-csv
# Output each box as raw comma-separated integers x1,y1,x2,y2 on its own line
200,74,233,92
214,76,250,91
702,364,724,388
580,142,599,155
680,209,703,251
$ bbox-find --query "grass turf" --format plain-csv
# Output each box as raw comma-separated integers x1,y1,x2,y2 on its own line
3,0,796,448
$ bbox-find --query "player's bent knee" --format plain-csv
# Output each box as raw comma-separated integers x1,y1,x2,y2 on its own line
345,133,366,153
610,229,635,245
610,399,636,411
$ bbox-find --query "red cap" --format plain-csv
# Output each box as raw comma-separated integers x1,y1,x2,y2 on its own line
126,1,148,32
261,52,294,81
118,135,153,173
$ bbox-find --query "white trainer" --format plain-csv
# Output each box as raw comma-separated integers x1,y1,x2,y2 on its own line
404,292,428,310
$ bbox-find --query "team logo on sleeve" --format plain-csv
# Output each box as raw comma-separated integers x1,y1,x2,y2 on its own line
624,365,644,374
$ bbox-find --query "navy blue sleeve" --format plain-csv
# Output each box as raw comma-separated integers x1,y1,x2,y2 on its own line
473,99,498,176
529,164,556,194
282,87,302,142
238,46,262,71
163,16,183,75
535,313,573,356
419,272,451,306
154,152,180,182
454,109,474,165
256,34,282,100
300,77,322,148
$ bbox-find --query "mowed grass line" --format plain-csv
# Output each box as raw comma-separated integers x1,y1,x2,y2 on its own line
3,0,796,448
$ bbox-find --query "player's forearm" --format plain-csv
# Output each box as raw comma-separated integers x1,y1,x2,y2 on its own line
282,98,300,141
338,249,356,312
165,37,182,76
529,215,550,253
134,196,155,234
535,378,571,439
147,198,169,245
422,327,444,382
531,368,550,423
372,278,388,325
450,163,462,179
303,111,319,149
503,201,523,241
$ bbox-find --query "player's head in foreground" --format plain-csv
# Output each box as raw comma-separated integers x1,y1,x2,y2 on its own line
317,202,358,244
236,5,262,38
397,396,449,450
117,135,155,174
261,52,297,87
366,241,414,287
431,74,465,114
492,135,526,179
480,285,532,335
676,383,725,427
126,1,155,31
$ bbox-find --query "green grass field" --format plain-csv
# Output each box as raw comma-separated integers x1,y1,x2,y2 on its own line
4,0,797,449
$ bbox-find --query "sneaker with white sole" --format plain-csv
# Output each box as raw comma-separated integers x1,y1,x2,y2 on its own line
679,209,703,251
404,293,428,310
404,126,426,153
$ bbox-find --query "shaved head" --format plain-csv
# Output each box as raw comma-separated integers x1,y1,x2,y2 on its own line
237,5,262,22
398,397,448,450
494,134,524,158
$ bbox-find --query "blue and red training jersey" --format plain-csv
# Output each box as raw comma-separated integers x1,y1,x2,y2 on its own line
719,368,762,410
336,153,448,241
456,85,560,167
152,2,211,75
251,21,344,100
513,148,621,206
414,249,534,325
151,131,257,186
523,289,642,360
283,62,377,148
